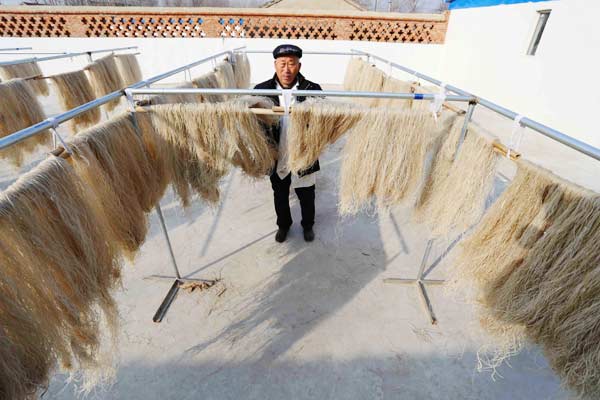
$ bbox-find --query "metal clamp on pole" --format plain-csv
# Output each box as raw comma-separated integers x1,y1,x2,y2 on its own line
281,89,293,114
455,100,478,159
507,115,525,159
50,127,70,155
351,48,600,162
47,117,71,155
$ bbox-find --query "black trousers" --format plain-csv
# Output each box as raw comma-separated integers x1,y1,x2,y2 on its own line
270,172,315,230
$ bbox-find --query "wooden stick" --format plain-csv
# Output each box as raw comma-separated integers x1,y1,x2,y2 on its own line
493,141,521,160
50,147,72,162
133,105,520,160
22,74,45,81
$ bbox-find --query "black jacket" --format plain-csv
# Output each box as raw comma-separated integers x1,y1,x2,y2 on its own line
254,72,322,177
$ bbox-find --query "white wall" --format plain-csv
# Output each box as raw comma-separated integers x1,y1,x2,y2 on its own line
0,36,443,85
0,0,597,148
439,0,599,147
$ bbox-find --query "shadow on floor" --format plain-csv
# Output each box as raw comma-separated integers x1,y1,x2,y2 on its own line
47,350,566,400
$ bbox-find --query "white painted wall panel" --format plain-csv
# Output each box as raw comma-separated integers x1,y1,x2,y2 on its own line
0,0,597,147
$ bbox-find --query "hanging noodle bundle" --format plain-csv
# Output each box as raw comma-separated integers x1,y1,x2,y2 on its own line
355,65,386,107
287,99,367,173
114,54,143,86
487,191,600,398
192,72,225,103
343,57,365,91
86,54,124,112
68,114,168,256
215,61,236,88
339,109,437,214
214,61,236,100
51,70,101,131
0,79,51,167
453,160,563,289
141,97,276,206
342,57,384,107
0,156,121,399
232,52,251,89
0,61,49,96
375,76,414,109
453,160,600,398
415,122,499,237
136,111,224,206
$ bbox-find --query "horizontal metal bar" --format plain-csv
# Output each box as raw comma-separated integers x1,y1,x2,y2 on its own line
0,47,244,151
0,90,123,150
478,98,600,162
352,49,600,162
0,46,138,67
127,87,475,102
129,87,283,96
152,280,180,323
0,47,32,51
0,52,69,55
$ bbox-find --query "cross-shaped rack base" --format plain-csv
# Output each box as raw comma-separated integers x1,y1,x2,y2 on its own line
383,239,445,325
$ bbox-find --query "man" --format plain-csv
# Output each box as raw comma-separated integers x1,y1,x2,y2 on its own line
254,44,322,243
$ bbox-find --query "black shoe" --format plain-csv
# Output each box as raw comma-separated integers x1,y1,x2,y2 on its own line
275,227,289,243
303,228,315,242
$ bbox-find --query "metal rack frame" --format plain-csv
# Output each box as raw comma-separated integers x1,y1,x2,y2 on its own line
1,47,599,326
0,46,138,67
0,47,32,51
350,48,600,324
0,46,244,323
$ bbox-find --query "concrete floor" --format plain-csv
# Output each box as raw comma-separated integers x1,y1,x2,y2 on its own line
1,91,579,399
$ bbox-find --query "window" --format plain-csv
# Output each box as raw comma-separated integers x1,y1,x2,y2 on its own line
527,9,551,56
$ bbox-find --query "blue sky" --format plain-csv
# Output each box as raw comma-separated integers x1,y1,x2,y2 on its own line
447,0,553,9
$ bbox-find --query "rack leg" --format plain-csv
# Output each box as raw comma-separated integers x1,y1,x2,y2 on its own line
149,204,217,323
129,104,214,323
153,280,180,323
155,204,181,279
384,239,444,325
417,281,437,325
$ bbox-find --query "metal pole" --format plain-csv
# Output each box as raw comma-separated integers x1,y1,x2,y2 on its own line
351,48,600,162
126,87,475,103
123,86,215,323
154,204,182,280
454,101,477,159
0,47,245,151
0,47,32,51
0,46,138,67
0,52,69,55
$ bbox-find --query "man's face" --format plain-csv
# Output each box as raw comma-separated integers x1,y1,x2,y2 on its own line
274,56,301,88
